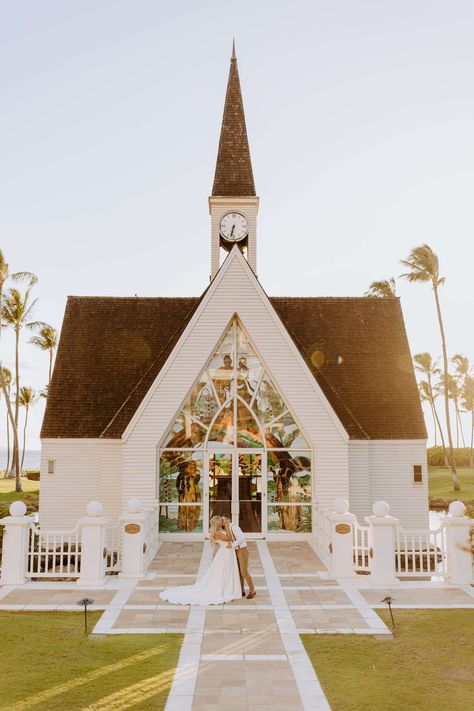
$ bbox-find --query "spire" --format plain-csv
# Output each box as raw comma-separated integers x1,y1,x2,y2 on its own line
212,42,256,196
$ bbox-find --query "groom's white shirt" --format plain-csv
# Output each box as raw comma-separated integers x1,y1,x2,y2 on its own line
230,523,247,549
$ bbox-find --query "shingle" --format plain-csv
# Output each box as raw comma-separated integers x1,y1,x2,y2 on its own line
41,296,426,441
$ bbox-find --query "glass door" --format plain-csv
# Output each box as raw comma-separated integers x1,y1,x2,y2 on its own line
206,451,265,535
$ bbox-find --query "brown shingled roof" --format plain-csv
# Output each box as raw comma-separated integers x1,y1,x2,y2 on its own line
41,295,426,441
212,46,256,196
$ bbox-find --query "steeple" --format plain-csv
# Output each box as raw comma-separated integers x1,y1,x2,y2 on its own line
212,42,256,197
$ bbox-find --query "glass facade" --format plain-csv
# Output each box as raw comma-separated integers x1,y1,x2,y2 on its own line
158,319,312,535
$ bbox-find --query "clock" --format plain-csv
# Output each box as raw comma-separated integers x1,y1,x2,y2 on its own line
219,212,248,242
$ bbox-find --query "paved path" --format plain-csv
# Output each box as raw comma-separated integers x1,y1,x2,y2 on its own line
2,541,474,710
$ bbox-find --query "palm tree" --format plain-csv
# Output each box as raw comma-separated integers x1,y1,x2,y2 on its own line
29,325,57,385
461,375,474,468
446,374,463,449
1,367,12,474
0,249,36,492
1,286,43,490
413,353,447,460
452,354,470,448
400,245,460,490
18,387,38,472
365,278,397,298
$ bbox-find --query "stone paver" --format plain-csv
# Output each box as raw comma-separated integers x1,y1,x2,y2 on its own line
2,539,473,709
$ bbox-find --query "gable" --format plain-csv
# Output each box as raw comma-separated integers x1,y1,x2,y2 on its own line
42,252,426,441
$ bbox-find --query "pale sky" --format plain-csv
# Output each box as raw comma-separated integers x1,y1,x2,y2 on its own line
1,0,473,450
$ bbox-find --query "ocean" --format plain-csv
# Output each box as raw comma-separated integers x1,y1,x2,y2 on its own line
0,449,41,471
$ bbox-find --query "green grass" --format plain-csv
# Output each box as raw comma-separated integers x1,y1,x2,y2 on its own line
302,610,474,711
0,477,39,507
0,612,182,710
429,466,474,502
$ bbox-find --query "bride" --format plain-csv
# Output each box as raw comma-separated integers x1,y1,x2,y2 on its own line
159,516,242,606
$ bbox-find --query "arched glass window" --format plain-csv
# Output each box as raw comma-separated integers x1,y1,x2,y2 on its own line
158,319,312,535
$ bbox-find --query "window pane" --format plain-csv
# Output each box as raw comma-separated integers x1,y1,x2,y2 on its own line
208,403,234,446
267,451,311,503
209,453,232,502
159,504,203,533
237,400,263,447
235,324,262,402
209,329,235,404
265,411,309,449
184,371,219,426
162,411,206,448
253,374,286,424
159,451,203,504
267,505,312,533
239,502,261,533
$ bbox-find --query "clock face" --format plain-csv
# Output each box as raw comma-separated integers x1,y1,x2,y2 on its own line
219,212,248,242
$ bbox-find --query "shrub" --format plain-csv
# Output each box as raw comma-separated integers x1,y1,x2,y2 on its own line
25,471,40,481
428,447,473,467
0,502,9,558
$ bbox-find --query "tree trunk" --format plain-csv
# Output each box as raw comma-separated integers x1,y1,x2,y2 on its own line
470,409,474,469
433,285,460,489
6,403,11,473
13,327,21,491
21,406,29,472
456,402,465,447
427,375,447,466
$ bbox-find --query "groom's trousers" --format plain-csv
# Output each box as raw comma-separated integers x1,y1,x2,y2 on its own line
236,548,254,594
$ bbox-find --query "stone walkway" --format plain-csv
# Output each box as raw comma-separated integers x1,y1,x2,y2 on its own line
1,541,474,710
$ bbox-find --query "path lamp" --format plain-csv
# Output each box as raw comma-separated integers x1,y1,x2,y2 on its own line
381,595,395,629
77,597,95,634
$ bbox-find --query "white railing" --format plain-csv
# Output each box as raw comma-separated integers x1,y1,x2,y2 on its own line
353,521,370,573
105,522,122,573
143,505,159,568
27,524,81,579
313,503,332,561
395,523,447,578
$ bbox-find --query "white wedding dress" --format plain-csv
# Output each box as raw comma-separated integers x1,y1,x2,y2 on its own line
159,539,242,606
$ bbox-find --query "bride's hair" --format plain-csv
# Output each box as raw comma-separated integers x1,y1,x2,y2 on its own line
209,515,222,550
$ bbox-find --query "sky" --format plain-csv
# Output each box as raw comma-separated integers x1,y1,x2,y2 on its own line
1,0,473,450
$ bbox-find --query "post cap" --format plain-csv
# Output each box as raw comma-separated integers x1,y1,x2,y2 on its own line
334,497,349,514
86,500,104,517
9,501,27,517
448,500,466,518
372,501,390,517
127,497,143,514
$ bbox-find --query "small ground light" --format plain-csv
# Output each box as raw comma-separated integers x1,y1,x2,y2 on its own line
381,595,395,629
77,597,94,634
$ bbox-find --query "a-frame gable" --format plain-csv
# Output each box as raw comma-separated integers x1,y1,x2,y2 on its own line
123,246,348,444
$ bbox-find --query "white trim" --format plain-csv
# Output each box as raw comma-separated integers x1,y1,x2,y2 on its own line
349,439,427,446
123,246,348,442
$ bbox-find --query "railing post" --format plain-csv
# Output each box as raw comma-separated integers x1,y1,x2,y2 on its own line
0,502,34,586
120,498,148,578
365,501,399,586
445,501,473,585
327,498,357,578
78,501,108,587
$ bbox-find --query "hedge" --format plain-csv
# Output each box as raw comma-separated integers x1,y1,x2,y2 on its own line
428,446,474,467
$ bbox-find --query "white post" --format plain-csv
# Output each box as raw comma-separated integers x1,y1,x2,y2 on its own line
328,497,356,578
445,501,473,585
78,501,108,587
0,501,34,586
365,501,399,586
120,498,148,579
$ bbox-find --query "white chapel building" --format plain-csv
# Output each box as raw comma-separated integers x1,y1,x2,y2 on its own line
40,48,428,537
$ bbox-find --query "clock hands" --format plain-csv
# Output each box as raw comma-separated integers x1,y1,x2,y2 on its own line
230,224,235,239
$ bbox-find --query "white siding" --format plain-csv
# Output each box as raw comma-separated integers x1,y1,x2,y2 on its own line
40,439,122,529
350,440,428,528
123,248,350,511
348,441,370,521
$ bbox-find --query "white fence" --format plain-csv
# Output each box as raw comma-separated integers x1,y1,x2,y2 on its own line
395,523,447,578
27,524,81,579
312,499,472,584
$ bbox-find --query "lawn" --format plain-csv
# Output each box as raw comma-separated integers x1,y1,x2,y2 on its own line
0,477,39,507
0,612,182,710
302,609,474,711
429,466,474,502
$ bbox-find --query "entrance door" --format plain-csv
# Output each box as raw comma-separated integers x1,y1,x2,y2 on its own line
207,451,264,535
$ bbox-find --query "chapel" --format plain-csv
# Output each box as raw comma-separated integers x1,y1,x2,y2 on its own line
40,46,428,537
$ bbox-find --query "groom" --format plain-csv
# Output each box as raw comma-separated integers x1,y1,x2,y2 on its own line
221,514,256,600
